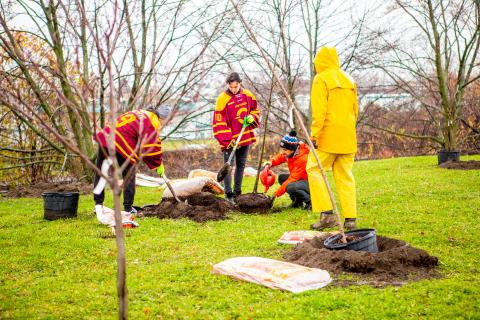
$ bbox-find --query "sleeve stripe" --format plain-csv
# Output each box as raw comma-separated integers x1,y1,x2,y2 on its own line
240,137,256,144
144,150,163,157
214,129,232,136
213,122,227,128
142,143,162,148
233,129,253,138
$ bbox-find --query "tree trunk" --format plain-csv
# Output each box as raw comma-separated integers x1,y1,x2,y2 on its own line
112,182,128,320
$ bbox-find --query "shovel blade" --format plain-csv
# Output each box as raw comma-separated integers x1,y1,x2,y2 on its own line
217,163,232,182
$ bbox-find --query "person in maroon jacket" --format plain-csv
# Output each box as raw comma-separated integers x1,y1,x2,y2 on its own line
93,105,171,214
212,72,261,202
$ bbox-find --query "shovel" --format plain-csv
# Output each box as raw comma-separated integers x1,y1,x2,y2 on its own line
162,173,182,203
217,120,249,182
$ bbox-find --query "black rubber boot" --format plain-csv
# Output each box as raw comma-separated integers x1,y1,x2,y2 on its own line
311,210,338,230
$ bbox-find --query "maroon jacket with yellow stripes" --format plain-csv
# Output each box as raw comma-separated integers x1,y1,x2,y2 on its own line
212,88,260,150
95,110,163,170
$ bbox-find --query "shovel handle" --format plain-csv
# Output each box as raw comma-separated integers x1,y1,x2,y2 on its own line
227,123,248,163
162,174,181,203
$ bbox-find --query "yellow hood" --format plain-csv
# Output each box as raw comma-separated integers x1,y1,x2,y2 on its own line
314,47,340,73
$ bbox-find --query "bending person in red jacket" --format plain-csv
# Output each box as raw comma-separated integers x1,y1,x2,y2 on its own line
263,131,311,209
93,105,171,214
212,72,261,202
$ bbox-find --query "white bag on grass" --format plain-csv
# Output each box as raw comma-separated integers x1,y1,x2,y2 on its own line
187,169,218,180
95,205,139,228
136,173,165,187
212,257,331,293
278,231,329,245
162,176,224,198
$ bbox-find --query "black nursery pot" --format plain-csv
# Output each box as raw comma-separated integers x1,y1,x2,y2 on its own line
437,149,460,165
42,192,79,220
324,228,378,253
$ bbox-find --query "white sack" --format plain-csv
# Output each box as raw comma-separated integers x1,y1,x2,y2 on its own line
212,257,331,293
162,176,224,198
136,173,165,187
278,231,326,245
95,205,139,228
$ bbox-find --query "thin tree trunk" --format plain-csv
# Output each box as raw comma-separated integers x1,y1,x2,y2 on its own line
112,181,128,320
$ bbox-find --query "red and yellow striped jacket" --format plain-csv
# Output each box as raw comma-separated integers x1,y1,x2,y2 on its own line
212,88,260,150
95,110,163,170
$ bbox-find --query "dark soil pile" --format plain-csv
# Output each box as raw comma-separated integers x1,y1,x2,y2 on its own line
140,192,234,222
439,160,480,170
6,181,91,198
284,234,439,287
235,193,274,213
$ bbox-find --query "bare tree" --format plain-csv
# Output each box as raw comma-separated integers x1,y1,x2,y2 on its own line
0,0,233,180
365,0,480,154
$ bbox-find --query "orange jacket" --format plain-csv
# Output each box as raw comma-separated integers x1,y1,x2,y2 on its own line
270,142,310,197
212,88,260,150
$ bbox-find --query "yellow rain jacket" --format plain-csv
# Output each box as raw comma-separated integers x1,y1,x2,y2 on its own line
307,47,358,218
311,47,358,154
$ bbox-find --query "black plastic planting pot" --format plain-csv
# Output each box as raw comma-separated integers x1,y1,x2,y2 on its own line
324,228,378,253
42,192,79,220
437,150,460,165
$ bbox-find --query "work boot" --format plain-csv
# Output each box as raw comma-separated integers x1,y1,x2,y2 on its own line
311,210,338,230
344,218,357,231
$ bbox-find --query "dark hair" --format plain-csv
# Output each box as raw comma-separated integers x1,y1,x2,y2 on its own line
289,130,297,137
226,72,242,84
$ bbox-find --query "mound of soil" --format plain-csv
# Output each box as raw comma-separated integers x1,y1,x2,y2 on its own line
140,192,234,222
439,160,480,170
235,193,274,213
6,181,91,198
284,234,439,287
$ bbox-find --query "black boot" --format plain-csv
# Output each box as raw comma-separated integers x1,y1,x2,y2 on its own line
291,199,303,208
303,201,312,211
225,192,235,204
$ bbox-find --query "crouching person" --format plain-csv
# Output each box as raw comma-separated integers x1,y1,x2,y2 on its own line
93,105,171,215
263,131,311,209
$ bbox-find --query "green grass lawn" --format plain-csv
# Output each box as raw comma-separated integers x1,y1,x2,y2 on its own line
1,155,479,319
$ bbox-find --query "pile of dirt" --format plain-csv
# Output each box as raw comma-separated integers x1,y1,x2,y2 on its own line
140,192,234,222
235,193,274,213
439,160,480,170
284,234,439,287
6,181,91,198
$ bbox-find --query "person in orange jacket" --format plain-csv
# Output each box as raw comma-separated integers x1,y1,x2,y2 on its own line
263,130,311,209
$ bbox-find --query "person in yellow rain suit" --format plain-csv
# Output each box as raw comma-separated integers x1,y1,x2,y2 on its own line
307,46,358,231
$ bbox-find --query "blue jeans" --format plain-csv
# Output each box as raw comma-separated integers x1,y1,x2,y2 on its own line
222,145,249,196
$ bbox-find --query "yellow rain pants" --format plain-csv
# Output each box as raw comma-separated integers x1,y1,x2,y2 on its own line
306,150,357,218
